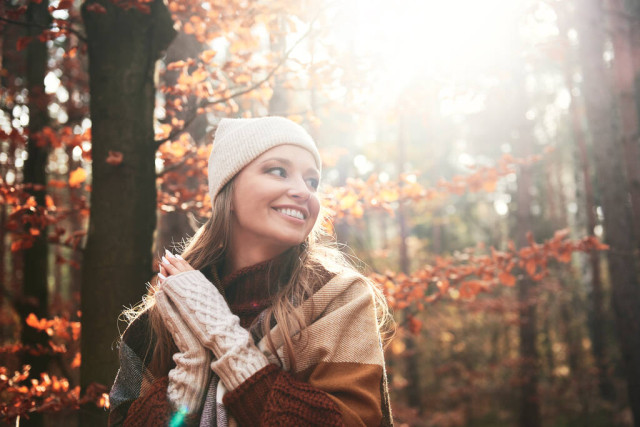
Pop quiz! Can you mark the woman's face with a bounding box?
[230,144,321,256]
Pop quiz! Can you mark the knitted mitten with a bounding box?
[161,270,269,390]
[155,291,212,414]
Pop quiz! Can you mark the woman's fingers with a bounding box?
[161,254,181,275]
[161,249,195,276]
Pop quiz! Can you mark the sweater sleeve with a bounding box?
[121,376,201,427]
[222,364,344,427]
[122,377,171,427]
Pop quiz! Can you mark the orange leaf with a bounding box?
[482,179,497,193]
[339,194,358,211]
[407,315,422,334]
[105,150,123,166]
[200,50,217,64]
[191,68,208,84]
[525,259,537,276]
[85,2,106,13]
[26,313,44,329]
[45,195,55,209]
[556,250,572,263]
[17,36,32,51]
[69,167,86,187]
[499,271,516,286]
[71,352,81,368]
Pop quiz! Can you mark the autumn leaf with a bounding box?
[45,195,55,209]
[556,250,572,263]
[200,50,217,63]
[26,313,46,330]
[407,315,423,334]
[69,167,87,187]
[482,179,497,192]
[16,36,32,51]
[106,150,123,166]
[71,352,81,368]
[167,60,188,71]
[339,194,358,210]
[85,2,107,13]
[498,271,516,286]
[57,0,73,9]
[525,259,537,277]
[191,68,208,84]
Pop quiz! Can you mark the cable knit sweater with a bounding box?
[109,259,393,426]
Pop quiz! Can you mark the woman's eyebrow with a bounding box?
[260,157,293,166]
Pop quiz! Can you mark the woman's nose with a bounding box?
[288,177,311,200]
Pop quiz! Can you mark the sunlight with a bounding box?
[334,0,521,91]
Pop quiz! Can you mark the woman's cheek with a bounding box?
[309,196,321,224]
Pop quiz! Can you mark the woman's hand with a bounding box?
[158,249,194,281]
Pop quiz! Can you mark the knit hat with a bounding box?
[208,117,322,204]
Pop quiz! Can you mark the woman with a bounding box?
[109,117,394,426]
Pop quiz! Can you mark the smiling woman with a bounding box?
[108,117,394,427]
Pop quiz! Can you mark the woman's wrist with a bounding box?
[210,343,270,390]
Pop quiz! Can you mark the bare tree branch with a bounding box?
[155,13,320,148]
[0,16,87,43]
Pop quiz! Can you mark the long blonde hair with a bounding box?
[123,179,393,375]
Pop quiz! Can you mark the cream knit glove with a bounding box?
[155,291,212,414]
[161,270,269,390]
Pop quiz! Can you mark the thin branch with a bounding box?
[155,13,321,148]
[0,16,87,43]
[156,154,193,177]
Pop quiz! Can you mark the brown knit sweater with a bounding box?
[121,259,347,426]
[115,262,392,426]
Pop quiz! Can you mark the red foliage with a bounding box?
[0,366,108,422]
[0,314,104,423]
[373,229,608,330]
[323,152,548,220]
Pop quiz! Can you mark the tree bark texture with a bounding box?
[578,0,640,424]
[80,1,175,423]
[607,0,640,249]
[558,1,614,397]
[19,3,52,426]
[508,18,542,427]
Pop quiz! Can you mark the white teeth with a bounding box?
[277,208,304,220]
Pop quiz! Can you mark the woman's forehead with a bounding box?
[254,145,320,172]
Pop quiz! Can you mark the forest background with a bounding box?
[1,0,639,426]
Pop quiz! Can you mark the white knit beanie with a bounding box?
[208,116,322,205]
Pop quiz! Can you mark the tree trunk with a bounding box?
[514,165,541,427]
[558,1,616,401]
[396,113,421,410]
[607,0,640,248]
[19,3,51,425]
[508,24,542,427]
[80,1,175,423]
[574,104,615,400]
[577,0,640,424]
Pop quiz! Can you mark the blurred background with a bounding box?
[1,0,639,425]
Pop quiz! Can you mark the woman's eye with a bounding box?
[306,178,319,190]
[267,167,286,178]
